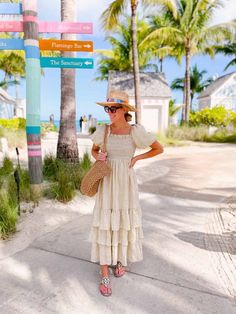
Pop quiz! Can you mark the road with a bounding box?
[0,142,236,313]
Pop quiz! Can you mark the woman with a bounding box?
[89,90,164,296]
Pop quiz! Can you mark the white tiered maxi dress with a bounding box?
[89,124,156,266]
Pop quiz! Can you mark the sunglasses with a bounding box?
[104,106,123,113]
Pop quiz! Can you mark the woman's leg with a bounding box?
[100,264,109,277]
[114,261,125,277]
[99,264,112,296]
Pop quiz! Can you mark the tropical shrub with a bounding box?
[167,125,209,141]
[0,191,18,239]
[166,124,236,143]
[41,122,57,135]
[0,157,14,176]
[189,106,235,127]
[204,128,236,143]
[0,128,26,149]
[0,158,18,239]
[43,153,93,202]
[88,126,96,134]
[0,118,26,130]
[45,167,76,203]
[0,157,34,203]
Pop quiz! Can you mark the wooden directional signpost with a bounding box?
[0,0,94,190]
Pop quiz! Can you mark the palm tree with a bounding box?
[0,52,25,84]
[171,64,213,110]
[168,99,183,124]
[57,0,79,162]
[214,42,236,71]
[95,17,158,81]
[102,0,152,124]
[142,13,178,72]
[142,0,234,122]
[0,52,25,115]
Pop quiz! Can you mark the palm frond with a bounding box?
[141,26,182,46]
[145,0,178,20]
[224,58,236,71]
[94,49,115,58]
[181,0,193,28]
[101,0,126,30]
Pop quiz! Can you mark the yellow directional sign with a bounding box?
[39,39,93,52]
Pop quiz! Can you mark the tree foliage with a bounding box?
[95,16,158,80]
[189,106,236,127]
[142,0,234,122]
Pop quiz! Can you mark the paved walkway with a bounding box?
[0,143,236,313]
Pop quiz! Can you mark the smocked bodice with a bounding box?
[106,132,136,161]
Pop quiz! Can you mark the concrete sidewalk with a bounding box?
[0,143,236,313]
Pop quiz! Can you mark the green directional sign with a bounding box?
[40,57,94,69]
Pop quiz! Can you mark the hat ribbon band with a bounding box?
[106,98,128,104]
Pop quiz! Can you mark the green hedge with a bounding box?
[0,118,26,130]
[189,106,236,128]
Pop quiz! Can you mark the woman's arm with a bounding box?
[130,140,163,168]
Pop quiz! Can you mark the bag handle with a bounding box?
[101,124,109,153]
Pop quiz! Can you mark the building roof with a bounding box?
[198,72,236,99]
[0,87,16,105]
[108,71,172,98]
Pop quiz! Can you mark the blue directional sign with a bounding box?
[0,3,22,15]
[0,39,24,50]
[40,57,94,69]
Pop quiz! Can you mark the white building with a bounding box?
[198,72,236,112]
[0,87,16,119]
[108,71,172,133]
[0,87,26,119]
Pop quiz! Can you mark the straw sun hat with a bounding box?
[96,90,138,112]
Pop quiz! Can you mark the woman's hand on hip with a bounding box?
[96,151,107,161]
[130,156,138,168]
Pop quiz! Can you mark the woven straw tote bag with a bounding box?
[80,125,111,197]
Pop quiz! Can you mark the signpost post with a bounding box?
[22,0,43,193]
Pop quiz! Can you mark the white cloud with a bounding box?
[211,0,236,24]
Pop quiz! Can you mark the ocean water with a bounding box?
[41,120,110,132]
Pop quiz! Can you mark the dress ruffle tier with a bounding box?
[88,125,156,266]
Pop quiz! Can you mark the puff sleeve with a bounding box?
[89,125,106,147]
[131,124,156,149]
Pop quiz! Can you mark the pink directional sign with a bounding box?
[0,21,93,34]
[38,22,93,34]
[0,21,23,32]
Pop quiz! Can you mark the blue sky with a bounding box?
[3,0,236,121]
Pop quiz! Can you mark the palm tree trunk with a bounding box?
[184,45,191,122]
[14,74,20,117]
[160,58,163,72]
[131,1,141,124]
[57,0,79,162]
[181,87,185,123]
